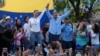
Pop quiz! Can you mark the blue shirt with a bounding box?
[46,9,71,35]
[61,24,73,41]
[4,22,13,29]
[7,22,13,29]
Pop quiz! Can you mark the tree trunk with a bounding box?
[69,0,81,20]
[76,0,80,20]
[75,10,80,20]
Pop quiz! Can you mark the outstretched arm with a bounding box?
[60,8,71,20]
[45,3,53,19]
[38,8,46,20]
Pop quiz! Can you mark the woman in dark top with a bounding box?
[12,19,23,54]
[14,19,22,30]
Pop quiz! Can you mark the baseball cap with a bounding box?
[6,16,11,20]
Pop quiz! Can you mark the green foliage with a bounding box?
[91,0,96,3]
[70,15,77,22]
[0,0,4,6]
[95,8,100,12]
[54,0,66,12]
[54,0,97,22]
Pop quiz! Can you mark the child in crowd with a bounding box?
[13,28,24,56]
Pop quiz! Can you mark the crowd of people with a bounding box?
[0,4,100,56]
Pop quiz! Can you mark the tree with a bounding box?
[53,0,66,12]
[54,0,99,22]
[69,0,80,20]
[0,0,4,7]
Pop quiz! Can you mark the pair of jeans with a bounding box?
[90,44,100,56]
[30,32,43,54]
[30,32,42,46]
[21,37,30,51]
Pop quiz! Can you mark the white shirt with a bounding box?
[29,9,46,32]
[29,18,41,32]
[23,23,30,38]
[87,24,92,32]
[90,30,100,45]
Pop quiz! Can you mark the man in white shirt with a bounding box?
[28,7,46,53]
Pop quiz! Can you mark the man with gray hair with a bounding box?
[46,3,72,55]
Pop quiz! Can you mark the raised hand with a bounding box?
[46,3,50,9]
